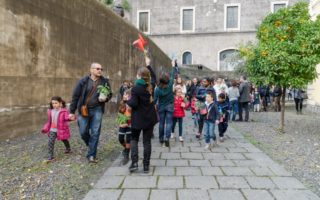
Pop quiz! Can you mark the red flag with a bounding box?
[133,34,147,52]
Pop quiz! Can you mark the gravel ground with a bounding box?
[231,103,320,196]
[0,114,121,200]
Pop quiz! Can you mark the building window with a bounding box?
[182,51,192,65]
[180,7,195,32]
[137,10,150,34]
[219,49,243,71]
[271,1,288,13]
[224,4,241,31]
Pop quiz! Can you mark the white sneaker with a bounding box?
[219,137,224,142]
[179,136,184,142]
[171,133,175,139]
[204,143,211,150]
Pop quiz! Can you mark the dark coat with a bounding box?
[196,86,217,102]
[239,81,250,103]
[69,75,112,114]
[127,82,158,130]
[187,83,199,98]
[205,103,218,122]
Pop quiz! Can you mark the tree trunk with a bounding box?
[280,87,286,133]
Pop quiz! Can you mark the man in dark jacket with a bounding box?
[238,76,250,122]
[273,86,282,112]
[69,63,112,163]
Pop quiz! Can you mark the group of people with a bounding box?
[40,57,306,174]
[250,85,306,114]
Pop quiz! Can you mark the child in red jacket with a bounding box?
[171,87,186,142]
[41,96,74,162]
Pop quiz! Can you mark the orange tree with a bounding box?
[240,2,320,132]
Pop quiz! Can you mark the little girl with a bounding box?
[191,96,199,128]
[117,89,132,165]
[41,96,73,162]
[171,87,186,142]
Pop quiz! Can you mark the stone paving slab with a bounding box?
[150,190,176,200]
[84,113,320,200]
[158,176,184,189]
[242,189,275,200]
[208,189,245,200]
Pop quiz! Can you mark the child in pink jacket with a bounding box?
[42,96,73,162]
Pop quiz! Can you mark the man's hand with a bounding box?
[145,56,151,66]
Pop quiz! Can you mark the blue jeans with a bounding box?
[158,104,173,141]
[192,113,199,128]
[77,106,103,158]
[229,100,238,121]
[172,117,183,136]
[203,120,216,144]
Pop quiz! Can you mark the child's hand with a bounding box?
[69,114,76,121]
[120,123,128,128]
[215,120,219,125]
[181,102,186,108]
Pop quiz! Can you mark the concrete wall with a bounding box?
[0,0,171,140]
[307,0,320,113]
[128,0,303,70]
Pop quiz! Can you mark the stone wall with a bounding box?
[0,0,171,140]
[127,0,303,70]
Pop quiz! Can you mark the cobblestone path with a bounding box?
[84,113,320,200]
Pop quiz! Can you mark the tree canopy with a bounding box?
[240,2,320,89]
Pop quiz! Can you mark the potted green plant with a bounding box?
[97,84,111,102]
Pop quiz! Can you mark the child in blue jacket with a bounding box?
[216,93,230,142]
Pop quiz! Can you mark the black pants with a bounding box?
[130,126,153,165]
[198,114,205,134]
[119,134,131,146]
[48,131,70,159]
[239,102,249,121]
[294,98,303,112]
[172,117,183,136]
[218,122,228,137]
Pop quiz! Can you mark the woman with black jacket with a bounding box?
[125,57,158,173]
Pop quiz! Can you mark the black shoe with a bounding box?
[129,162,138,172]
[122,157,129,165]
[122,149,130,165]
[88,156,98,164]
[143,164,150,173]
[165,140,170,147]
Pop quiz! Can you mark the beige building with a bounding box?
[307,0,320,112]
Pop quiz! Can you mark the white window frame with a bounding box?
[182,50,193,65]
[137,10,151,34]
[217,47,238,71]
[224,3,241,31]
[271,1,288,13]
[180,7,195,33]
